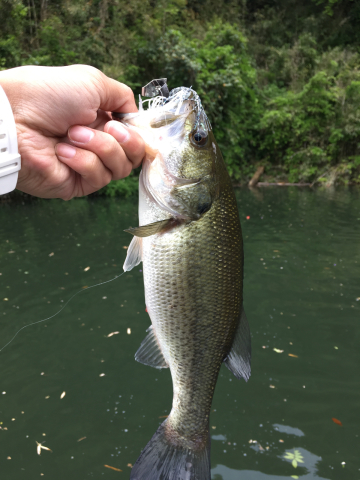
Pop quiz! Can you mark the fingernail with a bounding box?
[56,143,76,159]
[108,121,130,144]
[69,126,94,144]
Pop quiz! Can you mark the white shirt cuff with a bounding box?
[0,85,21,195]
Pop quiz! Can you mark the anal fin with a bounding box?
[224,306,251,382]
[123,236,142,272]
[135,326,169,369]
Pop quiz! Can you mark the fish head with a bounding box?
[122,87,221,220]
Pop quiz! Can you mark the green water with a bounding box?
[0,187,359,480]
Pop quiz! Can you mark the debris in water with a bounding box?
[77,437,87,442]
[60,391,66,399]
[332,417,343,426]
[288,354,298,358]
[49,252,54,257]
[104,465,122,472]
[273,348,284,353]
[84,266,90,272]
[127,328,131,334]
[36,441,52,455]
[107,332,120,337]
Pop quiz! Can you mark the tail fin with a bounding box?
[130,421,211,480]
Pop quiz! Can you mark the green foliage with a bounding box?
[134,23,259,180]
[1,0,360,193]
[97,173,139,198]
[283,449,304,468]
[258,47,360,183]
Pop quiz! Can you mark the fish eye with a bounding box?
[190,129,208,147]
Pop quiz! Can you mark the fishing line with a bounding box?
[0,271,125,353]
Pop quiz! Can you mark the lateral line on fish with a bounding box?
[0,272,125,353]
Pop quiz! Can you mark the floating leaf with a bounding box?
[288,353,298,358]
[291,476,299,479]
[273,348,284,353]
[283,449,304,468]
[104,465,122,472]
[77,437,86,442]
[332,417,343,426]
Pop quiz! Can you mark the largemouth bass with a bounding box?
[120,83,251,480]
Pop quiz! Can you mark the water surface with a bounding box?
[0,187,359,479]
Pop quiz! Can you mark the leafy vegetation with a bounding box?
[1,0,360,195]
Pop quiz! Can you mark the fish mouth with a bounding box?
[112,84,211,136]
[165,87,206,134]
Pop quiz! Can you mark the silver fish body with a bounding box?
[122,87,251,480]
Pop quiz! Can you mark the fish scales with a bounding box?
[120,84,251,480]
[143,169,242,445]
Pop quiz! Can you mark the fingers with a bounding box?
[55,143,114,193]
[104,121,144,168]
[55,122,145,186]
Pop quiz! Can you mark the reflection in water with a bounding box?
[212,446,330,480]
[273,424,304,437]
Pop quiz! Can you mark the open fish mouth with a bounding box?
[112,79,211,136]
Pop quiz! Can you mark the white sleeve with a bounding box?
[0,85,21,195]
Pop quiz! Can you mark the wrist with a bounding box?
[0,82,21,195]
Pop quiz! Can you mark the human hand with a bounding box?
[0,65,145,199]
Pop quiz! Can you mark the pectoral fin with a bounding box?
[224,307,251,382]
[124,219,174,238]
[135,326,169,369]
[123,236,143,272]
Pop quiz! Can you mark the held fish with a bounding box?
[120,84,251,480]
